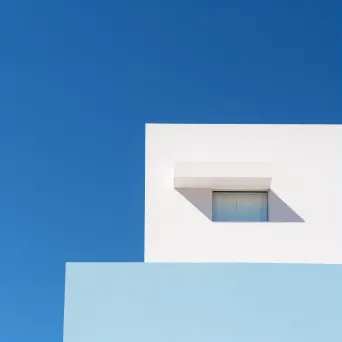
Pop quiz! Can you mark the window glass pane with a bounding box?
[212,192,268,222]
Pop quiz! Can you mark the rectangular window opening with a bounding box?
[212,191,268,222]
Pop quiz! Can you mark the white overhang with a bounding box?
[174,162,272,191]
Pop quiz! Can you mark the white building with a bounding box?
[63,124,342,342]
[145,124,342,264]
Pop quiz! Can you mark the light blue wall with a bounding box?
[64,263,342,342]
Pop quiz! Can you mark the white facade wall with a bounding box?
[145,124,342,264]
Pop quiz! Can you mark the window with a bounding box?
[212,191,268,222]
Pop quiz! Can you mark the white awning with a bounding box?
[174,162,272,191]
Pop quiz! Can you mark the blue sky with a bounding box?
[0,1,339,341]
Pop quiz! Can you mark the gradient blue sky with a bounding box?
[0,1,340,341]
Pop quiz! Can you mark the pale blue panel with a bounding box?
[212,191,268,222]
[64,263,342,342]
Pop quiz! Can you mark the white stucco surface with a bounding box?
[174,162,272,190]
[145,124,342,264]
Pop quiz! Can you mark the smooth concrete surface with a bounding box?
[174,162,272,190]
[145,124,342,263]
[63,263,342,342]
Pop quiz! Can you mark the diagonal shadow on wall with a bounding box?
[268,190,305,222]
[176,188,212,220]
[176,188,305,222]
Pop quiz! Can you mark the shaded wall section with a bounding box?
[176,189,304,222]
[268,190,305,222]
[176,188,212,220]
